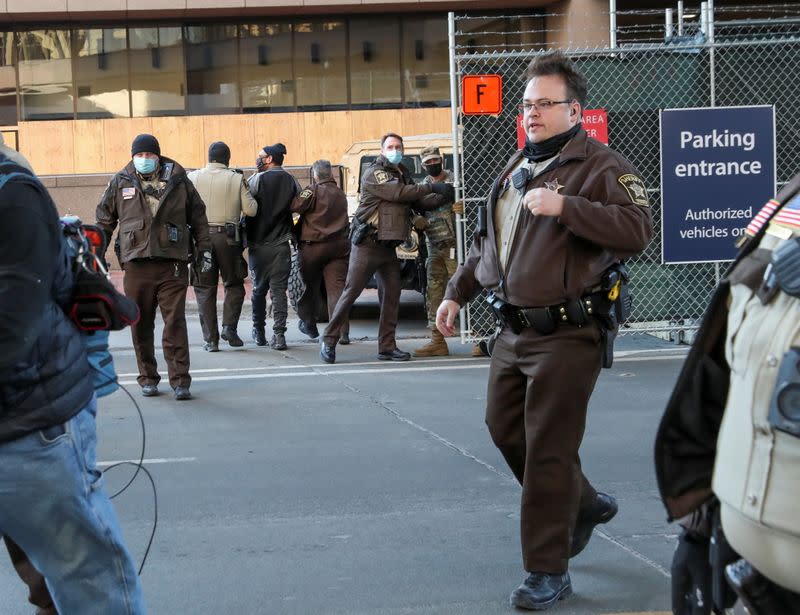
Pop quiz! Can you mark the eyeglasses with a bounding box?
[517,100,573,114]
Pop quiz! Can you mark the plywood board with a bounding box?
[72,119,105,174]
[20,120,75,175]
[253,113,307,166]
[103,117,154,172]
[202,115,255,170]
[150,116,206,169]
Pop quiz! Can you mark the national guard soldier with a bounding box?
[97,133,212,400]
[319,132,454,364]
[412,146,463,357]
[291,159,351,343]
[437,52,653,610]
[187,141,258,352]
[656,175,800,615]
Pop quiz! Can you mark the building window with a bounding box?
[294,19,347,111]
[129,27,186,117]
[18,30,74,120]
[401,16,449,107]
[185,25,239,115]
[349,17,401,108]
[75,28,130,119]
[240,23,294,112]
[0,32,16,125]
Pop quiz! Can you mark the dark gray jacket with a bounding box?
[0,159,94,443]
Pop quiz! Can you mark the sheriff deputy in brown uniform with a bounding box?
[437,52,653,611]
[291,159,351,343]
[320,132,453,364]
[187,141,258,352]
[97,134,212,400]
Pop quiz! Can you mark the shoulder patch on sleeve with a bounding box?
[374,170,390,184]
[299,188,313,199]
[618,174,649,207]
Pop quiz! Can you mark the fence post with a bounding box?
[448,11,468,342]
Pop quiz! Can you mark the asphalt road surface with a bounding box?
[1,300,686,615]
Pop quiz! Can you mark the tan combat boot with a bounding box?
[413,328,449,357]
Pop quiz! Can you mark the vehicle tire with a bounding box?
[288,245,329,323]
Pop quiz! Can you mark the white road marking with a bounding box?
[118,364,487,385]
[97,457,197,467]
[116,350,685,382]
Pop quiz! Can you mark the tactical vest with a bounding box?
[712,195,800,593]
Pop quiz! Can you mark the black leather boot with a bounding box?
[510,572,572,610]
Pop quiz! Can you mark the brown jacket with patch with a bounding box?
[290,177,349,242]
[356,155,440,242]
[445,128,653,307]
[96,157,211,264]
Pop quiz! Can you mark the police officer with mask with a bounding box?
[97,133,212,400]
[319,132,453,364]
[437,52,652,610]
[187,141,258,352]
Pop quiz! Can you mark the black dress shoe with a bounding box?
[510,572,572,611]
[571,492,618,557]
[252,326,267,346]
[141,384,159,397]
[174,386,192,401]
[377,348,411,361]
[298,319,319,339]
[320,339,336,364]
[221,326,244,347]
[339,333,350,345]
[203,341,219,352]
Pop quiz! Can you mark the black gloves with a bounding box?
[671,530,712,615]
[430,182,455,202]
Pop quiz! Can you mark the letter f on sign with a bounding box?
[476,83,486,104]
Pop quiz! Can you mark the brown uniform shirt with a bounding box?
[445,128,653,308]
[356,155,440,242]
[290,177,349,242]
[96,157,211,264]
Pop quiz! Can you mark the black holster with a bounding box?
[349,217,374,245]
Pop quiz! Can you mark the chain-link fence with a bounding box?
[451,5,800,341]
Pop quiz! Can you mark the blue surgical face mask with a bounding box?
[385,150,403,165]
[133,156,158,175]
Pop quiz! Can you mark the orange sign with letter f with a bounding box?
[462,75,502,115]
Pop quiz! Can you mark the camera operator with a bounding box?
[0,149,145,614]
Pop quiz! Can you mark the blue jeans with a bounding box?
[0,396,145,614]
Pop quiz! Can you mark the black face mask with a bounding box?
[425,163,443,177]
[521,123,581,162]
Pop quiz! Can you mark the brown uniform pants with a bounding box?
[3,536,57,614]
[486,323,602,574]
[123,259,191,389]
[298,235,350,335]
[324,239,400,353]
[194,227,248,343]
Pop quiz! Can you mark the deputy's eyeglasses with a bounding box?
[517,100,573,114]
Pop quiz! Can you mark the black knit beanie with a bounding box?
[208,141,231,165]
[131,134,160,157]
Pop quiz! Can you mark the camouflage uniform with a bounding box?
[422,169,456,328]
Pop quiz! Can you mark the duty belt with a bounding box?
[487,291,608,335]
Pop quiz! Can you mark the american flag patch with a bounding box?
[745,199,779,237]
[771,192,800,232]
